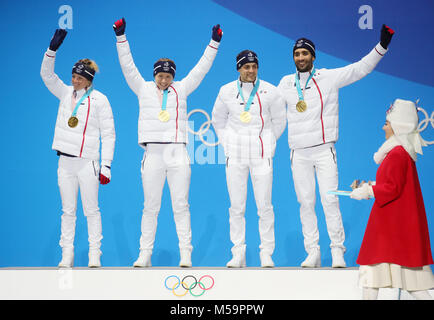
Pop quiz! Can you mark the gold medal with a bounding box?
[240,111,252,123]
[296,100,307,113]
[158,110,170,122]
[68,116,79,128]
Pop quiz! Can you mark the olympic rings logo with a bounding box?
[187,109,220,147]
[164,274,215,297]
[417,106,434,145]
[187,106,434,146]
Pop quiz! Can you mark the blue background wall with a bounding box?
[0,0,433,267]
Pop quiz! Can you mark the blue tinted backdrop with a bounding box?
[0,0,433,267]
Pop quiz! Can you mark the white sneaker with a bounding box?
[226,254,246,268]
[88,250,101,268]
[260,253,274,268]
[58,249,74,268]
[301,248,321,268]
[179,250,192,268]
[133,250,152,267]
[331,248,346,268]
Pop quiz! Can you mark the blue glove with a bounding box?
[113,17,126,36]
[49,29,67,51]
[212,24,222,42]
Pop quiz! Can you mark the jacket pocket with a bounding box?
[330,147,337,164]
[141,153,147,173]
[92,160,98,177]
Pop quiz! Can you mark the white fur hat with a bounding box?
[386,99,427,159]
[386,99,418,135]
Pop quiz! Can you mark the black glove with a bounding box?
[113,17,126,36]
[380,24,394,49]
[212,24,223,42]
[49,29,67,51]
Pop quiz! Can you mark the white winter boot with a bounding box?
[226,255,246,268]
[260,252,275,268]
[331,247,346,268]
[301,248,321,268]
[179,250,192,267]
[88,249,101,268]
[58,248,74,268]
[226,247,246,268]
[133,250,152,267]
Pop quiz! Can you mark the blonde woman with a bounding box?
[40,29,116,268]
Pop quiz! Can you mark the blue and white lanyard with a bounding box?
[71,87,93,117]
[294,67,315,101]
[236,79,260,112]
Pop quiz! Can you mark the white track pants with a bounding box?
[57,156,102,253]
[291,143,345,253]
[139,144,192,252]
[226,157,275,255]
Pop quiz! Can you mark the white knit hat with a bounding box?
[386,99,427,160]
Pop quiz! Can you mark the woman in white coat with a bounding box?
[40,29,116,268]
[113,18,222,267]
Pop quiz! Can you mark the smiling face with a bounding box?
[238,62,258,82]
[293,48,315,73]
[154,72,174,90]
[71,73,92,91]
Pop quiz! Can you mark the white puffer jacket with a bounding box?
[278,43,387,150]
[212,79,287,159]
[116,34,219,145]
[40,49,116,167]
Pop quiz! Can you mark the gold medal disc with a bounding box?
[68,116,79,128]
[296,100,307,113]
[240,111,252,123]
[158,110,170,122]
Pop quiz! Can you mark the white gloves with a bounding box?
[350,183,374,200]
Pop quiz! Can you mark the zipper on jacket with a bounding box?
[169,85,179,142]
[311,78,325,144]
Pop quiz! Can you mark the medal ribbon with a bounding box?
[237,79,260,112]
[294,67,315,102]
[71,87,94,118]
[161,88,168,111]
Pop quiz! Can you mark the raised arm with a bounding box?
[179,24,222,96]
[331,24,394,89]
[113,18,146,96]
[40,29,69,99]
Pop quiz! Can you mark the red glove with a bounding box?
[113,17,126,36]
[99,174,110,185]
[99,166,111,185]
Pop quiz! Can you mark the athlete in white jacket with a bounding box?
[40,29,116,268]
[278,25,394,268]
[113,18,222,267]
[212,50,287,267]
